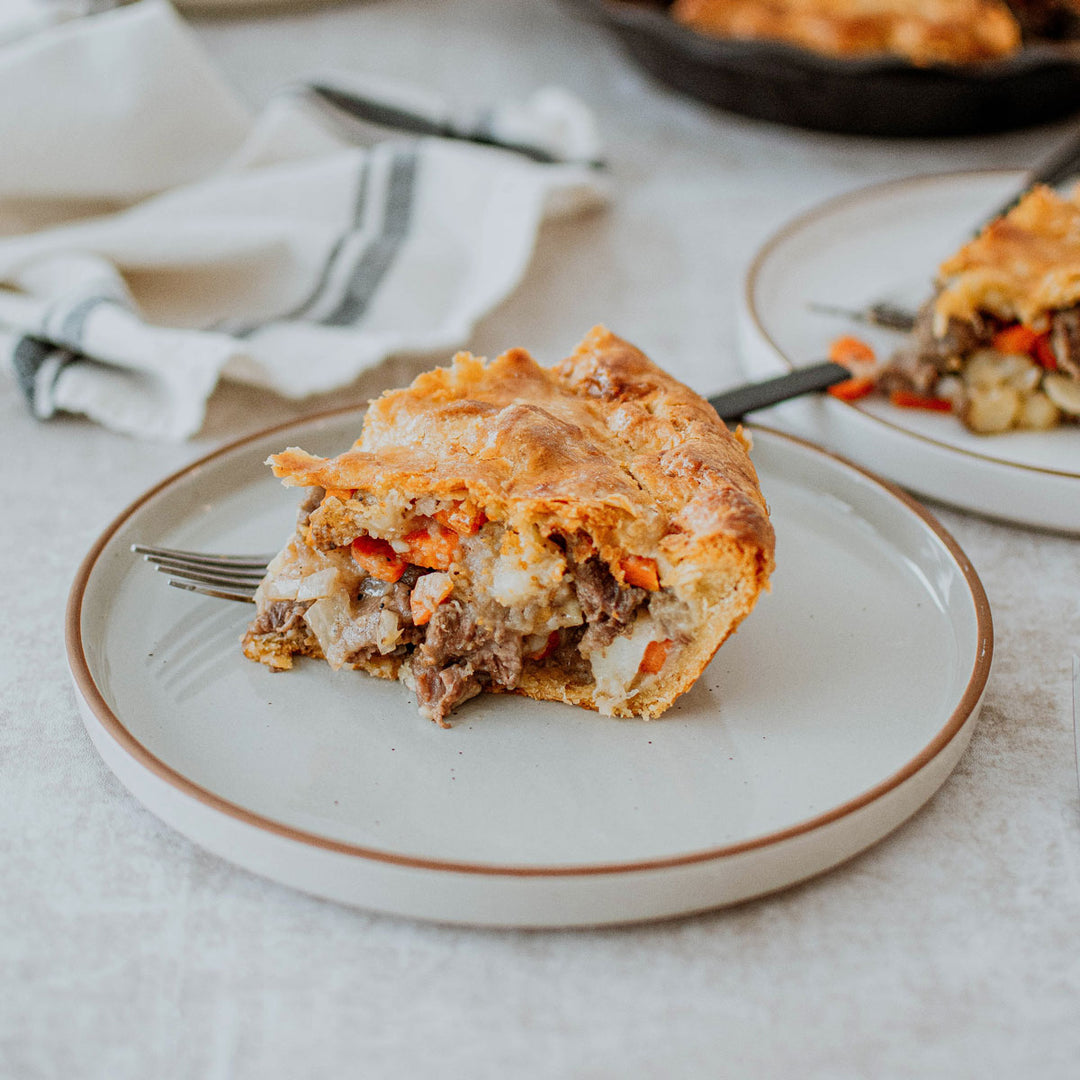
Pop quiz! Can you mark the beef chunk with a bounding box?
[548,626,593,684]
[411,662,482,727]
[880,298,997,395]
[570,555,645,624]
[568,555,646,653]
[1051,305,1080,381]
[341,585,423,664]
[248,599,312,636]
[419,600,523,687]
[358,577,415,621]
[410,599,525,724]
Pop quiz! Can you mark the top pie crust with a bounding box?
[670,0,1022,65]
[934,184,1080,331]
[269,325,774,587]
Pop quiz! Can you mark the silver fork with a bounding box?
[131,545,273,603]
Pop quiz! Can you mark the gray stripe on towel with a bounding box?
[11,336,76,419]
[320,145,419,327]
[56,294,111,349]
[235,156,370,338]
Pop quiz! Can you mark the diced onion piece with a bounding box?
[410,571,453,626]
[935,375,964,404]
[375,609,403,654]
[296,567,340,601]
[1043,373,1080,417]
[264,575,300,601]
[590,617,658,705]
[303,590,352,670]
[620,555,660,591]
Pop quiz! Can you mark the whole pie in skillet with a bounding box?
[242,327,775,726]
[669,0,1024,65]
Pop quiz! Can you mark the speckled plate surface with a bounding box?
[66,409,991,927]
[739,169,1080,534]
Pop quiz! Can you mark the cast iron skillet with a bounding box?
[564,0,1080,136]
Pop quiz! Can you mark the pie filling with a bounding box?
[879,295,1080,433]
[243,487,692,725]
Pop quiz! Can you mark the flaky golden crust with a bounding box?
[935,184,1080,330]
[670,0,1021,65]
[270,326,774,584]
[262,327,775,720]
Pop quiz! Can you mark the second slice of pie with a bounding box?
[242,327,775,726]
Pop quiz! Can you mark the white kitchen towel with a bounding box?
[0,0,606,439]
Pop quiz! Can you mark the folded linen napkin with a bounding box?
[0,0,606,439]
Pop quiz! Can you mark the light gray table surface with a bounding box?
[4,1,1080,1076]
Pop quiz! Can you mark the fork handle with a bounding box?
[708,362,851,423]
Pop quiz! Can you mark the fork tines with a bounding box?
[132,544,272,603]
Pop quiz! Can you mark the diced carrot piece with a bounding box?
[402,524,459,570]
[323,488,354,502]
[351,535,407,582]
[829,336,876,370]
[434,501,488,536]
[409,571,453,626]
[527,631,560,662]
[620,555,660,591]
[991,324,1040,356]
[889,389,953,412]
[639,639,672,675]
[1034,332,1058,371]
[827,376,876,402]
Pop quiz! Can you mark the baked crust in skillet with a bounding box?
[670,0,1022,65]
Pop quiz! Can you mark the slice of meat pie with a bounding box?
[878,184,1080,433]
[242,327,775,726]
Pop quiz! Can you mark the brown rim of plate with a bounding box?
[745,166,1080,482]
[65,408,993,878]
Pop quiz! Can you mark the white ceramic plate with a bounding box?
[739,169,1080,534]
[66,410,992,927]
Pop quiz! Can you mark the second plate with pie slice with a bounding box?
[738,168,1080,534]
